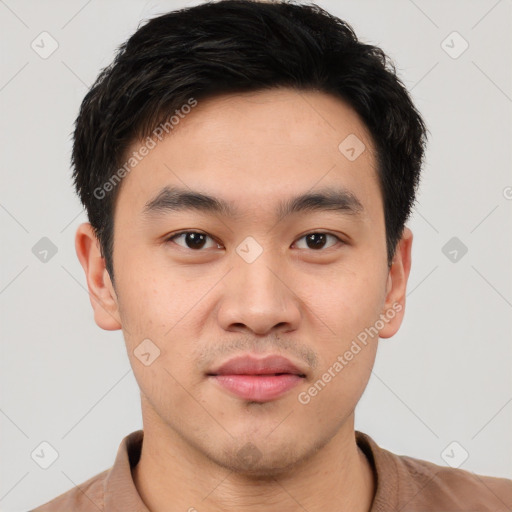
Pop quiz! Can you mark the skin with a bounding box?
[76,87,413,512]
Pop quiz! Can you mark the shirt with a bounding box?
[30,429,512,511]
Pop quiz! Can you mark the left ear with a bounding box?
[378,226,413,339]
[75,222,122,331]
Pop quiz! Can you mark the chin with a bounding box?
[208,436,322,478]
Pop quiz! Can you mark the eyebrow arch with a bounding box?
[142,185,365,222]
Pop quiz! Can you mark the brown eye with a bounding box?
[167,231,220,250]
[294,232,341,250]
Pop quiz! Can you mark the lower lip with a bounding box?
[210,374,304,402]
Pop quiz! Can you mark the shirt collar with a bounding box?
[103,430,149,511]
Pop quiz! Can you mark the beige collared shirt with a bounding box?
[30,429,512,511]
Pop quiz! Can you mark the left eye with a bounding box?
[293,232,341,250]
[166,231,342,251]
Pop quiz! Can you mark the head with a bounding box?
[74,0,426,475]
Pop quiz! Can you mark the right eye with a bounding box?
[165,231,222,251]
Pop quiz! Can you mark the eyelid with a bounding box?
[293,232,343,250]
[165,230,345,250]
[166,230,221,249]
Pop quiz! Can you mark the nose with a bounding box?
[216,249,301,336]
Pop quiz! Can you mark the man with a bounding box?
[31,0,512,510]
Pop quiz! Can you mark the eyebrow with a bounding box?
[142,185,365,222]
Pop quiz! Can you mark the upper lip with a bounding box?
[208,354,307,377]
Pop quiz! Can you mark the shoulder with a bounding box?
[356,431,512,510]
[29,468,109,512]
[395,450,512,509]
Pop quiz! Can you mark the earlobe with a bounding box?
[378,226,413,339]
[75,223,122,331]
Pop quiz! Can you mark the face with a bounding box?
[77,87,412,476]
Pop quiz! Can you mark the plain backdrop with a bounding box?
[0,0,511,510]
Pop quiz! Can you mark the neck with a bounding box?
[133,403,375,512]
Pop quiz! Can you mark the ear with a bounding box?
[75,222,122,331]
[378,226,413,339]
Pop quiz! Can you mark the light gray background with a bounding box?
[1,0,511,510]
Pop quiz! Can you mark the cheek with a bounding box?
[301,266,384,397]
[115,251,184,328]
[295,343,378,437]
[305,264,386,336]
[115,264,203,375]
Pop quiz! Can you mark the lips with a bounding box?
[208,354,307,377]
[207,354,306,402]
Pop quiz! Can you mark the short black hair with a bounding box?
[72,0,427,282]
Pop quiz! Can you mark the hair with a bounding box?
[72,0,427,282]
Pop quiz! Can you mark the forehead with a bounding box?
[115,88,382,225]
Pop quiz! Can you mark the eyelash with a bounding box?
[164,230,344,251]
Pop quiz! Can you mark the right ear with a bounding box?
[74,222,122,330]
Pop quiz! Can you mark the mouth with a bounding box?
[207,354,307,402]
[208,374,305,402]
